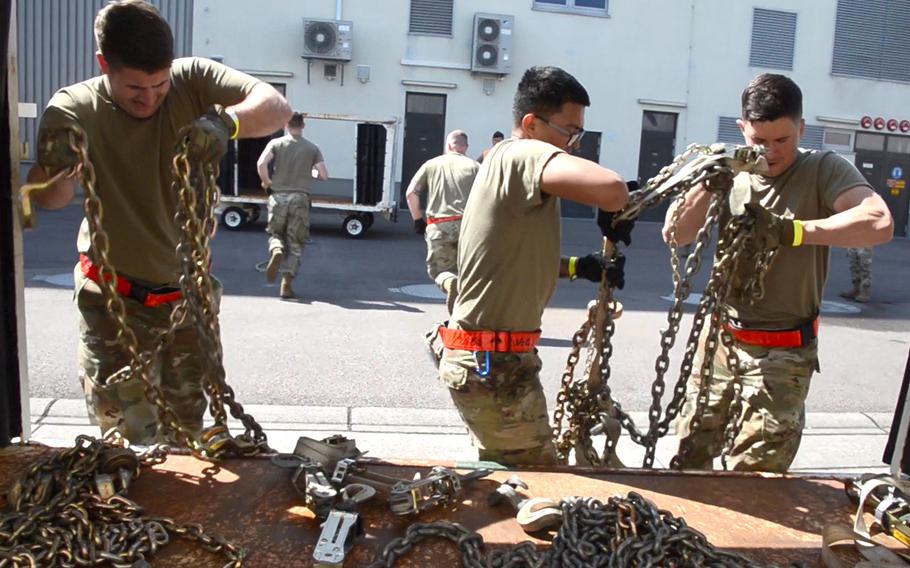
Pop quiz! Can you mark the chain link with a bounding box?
[1,125,273,565]
[553,143,776,469]
[368,491,798,568]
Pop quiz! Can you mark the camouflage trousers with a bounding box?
[75,267,221,445]
[675,337,818,473]
[847,247,873,291]
[425,219,460,288]
[268,192,311,279]
[438,347,556,466]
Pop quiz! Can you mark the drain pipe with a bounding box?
[336,0,342,20]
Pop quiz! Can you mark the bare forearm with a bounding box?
[803,204,894,247]
[257,162,270,186]
[406,190,423,220]
[662,186,711,245]
[230,83,292,139]
[26,165,76,210]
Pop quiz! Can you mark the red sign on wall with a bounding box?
[860,115,909,133]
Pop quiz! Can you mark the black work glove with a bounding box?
[743,203,796,250]
[597,209,635,246]
[38,127,82,176]
[414,217,427,235]
[575,252,626,289]
[180,105,234,164]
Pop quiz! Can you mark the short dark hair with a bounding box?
[741,73,803,123]
[492,130,504,139]
[512,66,590,125]
[94,1,174,72]
[289,112,305,128]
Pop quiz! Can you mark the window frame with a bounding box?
[531,0,610,18]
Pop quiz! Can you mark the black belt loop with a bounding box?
[798,319,818,348]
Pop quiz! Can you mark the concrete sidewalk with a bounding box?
[26,397,895,474]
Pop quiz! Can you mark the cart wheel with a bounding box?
[343,214,367,239]
[362,212,375,229]
[222,207,247,230]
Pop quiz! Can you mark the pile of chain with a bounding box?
[4,125,268,565]
[368,490,796,568]
[0,433,243,567]
[552,144,773,469]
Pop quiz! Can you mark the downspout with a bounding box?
[336,0,342,20]
[682,0,696,149]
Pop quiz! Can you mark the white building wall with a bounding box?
[193,0,910,190]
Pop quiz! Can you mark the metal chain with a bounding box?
[0,126,274,566]
[368,491,796,568]
[0,433,243,567]
[553,143,775,469]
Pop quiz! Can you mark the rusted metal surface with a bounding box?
[0,444,880,566]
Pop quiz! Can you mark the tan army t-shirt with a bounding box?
[451,138,564,332]
[266,134,324,193]
[39,57,260,284]
[413,152,480,218]
[726,149,871,327]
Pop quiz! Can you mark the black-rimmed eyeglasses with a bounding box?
[533,114,585,147]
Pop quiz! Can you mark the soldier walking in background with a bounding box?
[840,246,873,303]
[257,111,328,299]
[405,130,479,312]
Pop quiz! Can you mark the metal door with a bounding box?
[401,93,446,208]
[564,131,602,218]
[883,157,910,237]
[637,111,678,222]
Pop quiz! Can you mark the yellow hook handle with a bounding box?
[18,168,72,229]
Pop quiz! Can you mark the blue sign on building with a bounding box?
[892,166,904,180]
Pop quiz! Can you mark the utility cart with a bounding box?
[216,112,400,238]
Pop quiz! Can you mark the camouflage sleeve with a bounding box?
[37,91,83,173]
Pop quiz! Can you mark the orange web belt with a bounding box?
[724,318,819,349]
[80,254,182,308]
[437,326,541,353]
[427,215,463,225]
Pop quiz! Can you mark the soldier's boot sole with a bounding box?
[854,289,871,303]
[266,249,284,283]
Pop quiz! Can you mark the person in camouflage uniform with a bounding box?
[436,67,629,466]
[405,130,479,313]
[840,246,873,303]
[665,74,893,472]
[257,112,328,299]
[27,0,291,443]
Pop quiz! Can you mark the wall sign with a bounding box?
[860,115,910,133]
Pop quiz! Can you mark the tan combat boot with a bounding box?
[839,281,859,301]
[854,284,871,303]
[266,249,284,283]
[279,274,294,299]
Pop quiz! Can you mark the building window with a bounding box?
[801,124,824,150]
[409,0,454,36]
[717,116,742,144]
[749,8,797,70]
[533,0,608,17]
[832,0,910,84]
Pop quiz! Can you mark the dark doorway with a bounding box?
[564,131,602,218]
[222,83,287,198]
[637,111,678,222]
[401,92,446,208]
[855,132,910,237]
[1,0,23,446]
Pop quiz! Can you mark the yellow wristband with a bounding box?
[225,108,240,140]
[792,219,804,247]
[568,256,578,280]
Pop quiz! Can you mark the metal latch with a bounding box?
[313,510,362,567]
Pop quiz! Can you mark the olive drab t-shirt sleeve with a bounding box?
[180,57,261,111]
[817,151,872,213]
